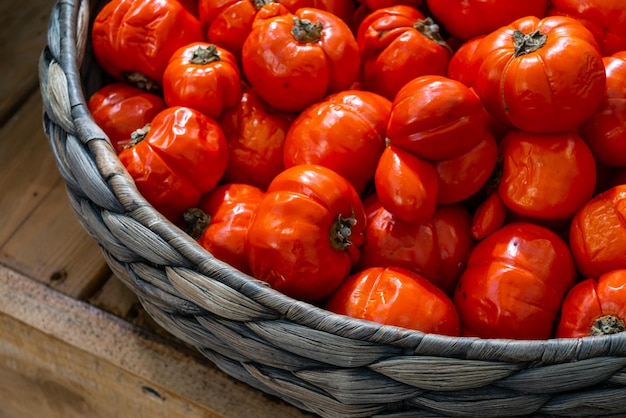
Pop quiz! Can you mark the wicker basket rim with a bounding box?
[42,0,626,359]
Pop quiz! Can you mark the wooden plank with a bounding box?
[0,0,55,123]
[0,91,111,299]
[0,92,60,246]
[88,274,142,319]
[0,267,313,418]
[1,178,111,299]
[88,275,173,339]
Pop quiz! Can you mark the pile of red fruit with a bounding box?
[87,0,626,341]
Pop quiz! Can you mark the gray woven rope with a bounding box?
[38,0,626,416]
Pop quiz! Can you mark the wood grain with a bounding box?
[0,93,111,299]
[0,93,60,246]
[0,267,312,418]
[88,274,142,318]
[0,0,55,123]
[88,275,174,340]
[1,178,111,299]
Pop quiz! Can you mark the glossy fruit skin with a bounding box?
[118,106,229,223]
[497,129,597,221]
[427,0,548,42]
[548,0,626,56]
[570,185,626,279]
[245,164,366,302]
[241,8,360,112]
[195,183,265,275]
[387,75,490,162]
[471,191,507,240]
[92,0,204,85]
[434,130,498,204]
[454,222,576,340]
[578,53,626,168]
[162,42,242,120]
[326,266,460,336]
[356,5,451,101]
[556,269,626,338]
[218,86,294,191]
[473,16,606,134]
[87,83,166,154]
[361,0,423,11]
[447,38,515,139]
[283,90,391,195]
[278,0,356,28]
[356,198,474,295]
[446,35,485,88]
[375,145,439,224]
[198,0,289,61]
[199,0,355,57]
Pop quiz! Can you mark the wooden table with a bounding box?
[0,1,312,417]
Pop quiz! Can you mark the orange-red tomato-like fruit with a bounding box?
[446,35,485,88]
[471,191,508,241]
[361,0,423,11]
[218,86,294,191]
[374,145,439,224]
[283,90,391,195]
[356,199,474,295]
[326,266,460,336]
[556,269,626,338]
[118,106,229,223]
[87,83,166,154]
[162,42,242,120]
[497,129,597,221]
[473,15,606,133]
[387,75,490,162]
[246,164,366,302]
[548,0,626,56]
[434,130,498,204]
[241,8,360,113]
[278,0,357,28]
[578,52,626,168]
[192,183,265,275]
[570,185,626,279]
[427,0,548,42]
[356,5,452,101]
[198,0,289,61]
[454,222,577,340]
[92,0,203,85]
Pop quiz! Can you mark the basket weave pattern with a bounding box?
[39,1,626,416]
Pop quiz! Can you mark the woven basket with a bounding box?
[39,1,626,416]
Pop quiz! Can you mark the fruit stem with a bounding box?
[183,207,212,240]
[513,29,547,57]
[253,0,274,8]
[190,45,221,65]
[124,123,151,149]
[590,315,625,336]
[414,17,452,55]
[123,72,160,93]
[330,209,357,251]
[292,17,323,43]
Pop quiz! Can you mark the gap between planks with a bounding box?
[0,267,312,418]
[0,91,112,300]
